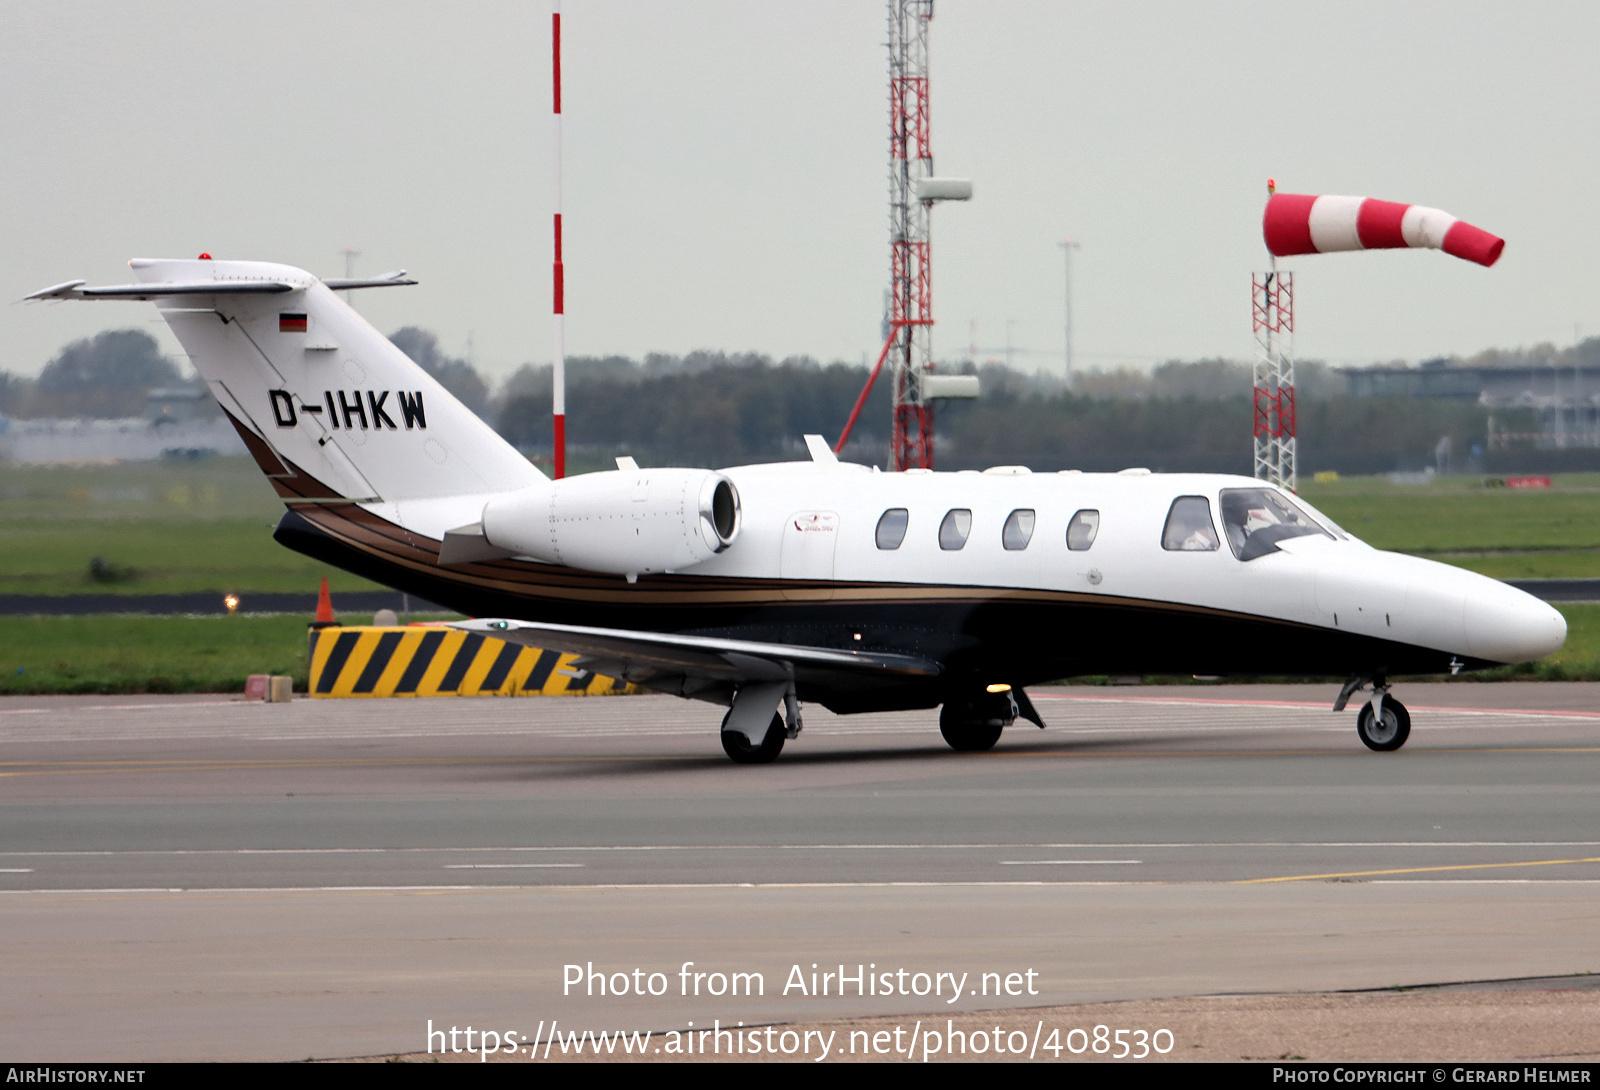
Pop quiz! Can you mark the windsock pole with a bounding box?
[551,1,566,479]
[1252,179,1297,492]
[1252,183,1503,491]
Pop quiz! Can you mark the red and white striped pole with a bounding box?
[551,1,566,478]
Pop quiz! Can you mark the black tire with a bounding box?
[721,712,786,764]
[939,702,1004,752]
[1356,697,1411,752]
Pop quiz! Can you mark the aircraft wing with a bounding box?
[452,617,940,698]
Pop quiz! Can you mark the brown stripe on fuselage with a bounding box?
[220,409,346,500]
[222,409,294,481]
[283,496,1323,629]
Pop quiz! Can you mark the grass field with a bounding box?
[0,614,318,694]
[0,457,380,595]
[1298,473,1600,579]
[0,457,1594,692]
[2,459,1595,593]
[0,606,1594,694]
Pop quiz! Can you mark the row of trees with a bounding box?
[0,330,186,418]
[0,327,494,422]
[495,354,1529,476]
[0,327,1547,475]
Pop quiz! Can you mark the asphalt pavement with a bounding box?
[3,683,1598,1060]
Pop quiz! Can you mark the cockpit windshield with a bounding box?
[1218,488,1335,560]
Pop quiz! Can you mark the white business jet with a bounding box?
[29,259,1566,762]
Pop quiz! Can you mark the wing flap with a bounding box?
[453,618,940,691]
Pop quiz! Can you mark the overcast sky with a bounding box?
[4,1,1598,382]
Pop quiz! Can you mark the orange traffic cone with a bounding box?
[313,577,336,627]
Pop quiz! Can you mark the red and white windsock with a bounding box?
[1263,193,1504,268]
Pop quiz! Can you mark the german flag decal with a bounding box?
[279,313,308,333]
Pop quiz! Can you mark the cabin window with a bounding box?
[1218,488,1334,560]
[875,508,909,550]
[938,508,972,550]
[1001,509,1035,550]
[1161,496,1219,551]
[1066,509,1100,551]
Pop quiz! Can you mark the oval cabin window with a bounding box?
[938,509,972,550]
[1002,509,1035,550]
[1066,509,1099,551]
[875,508,909,550]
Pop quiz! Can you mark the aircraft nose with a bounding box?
[1465,582,1567,664]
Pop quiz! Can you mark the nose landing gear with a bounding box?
[1356,694,1410,751]
[1336,675,1411,752]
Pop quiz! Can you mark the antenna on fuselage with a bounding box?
[340,247,361,307]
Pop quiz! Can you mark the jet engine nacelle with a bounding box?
[481,468,741,577]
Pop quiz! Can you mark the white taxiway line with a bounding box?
[1036,693,1600,722]
[4,841,1599,857]
[998,860,1142,866]
[14,878,1600,896]
[0,701,240,716]
[442,863,584,869]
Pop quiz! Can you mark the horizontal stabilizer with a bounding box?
[321,271,417,290]
[25,279,296,301]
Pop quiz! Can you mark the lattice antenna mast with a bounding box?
[833,1,970,463]
[888,0,935,471]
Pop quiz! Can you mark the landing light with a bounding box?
[986,683,1012,693]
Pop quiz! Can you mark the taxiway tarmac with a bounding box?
[3,684,1599,1060]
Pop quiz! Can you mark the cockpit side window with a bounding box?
[875,508,909,550]
[938,508,972,550]
[1066,509,1099,551]
[1161,496,1219,552]
[1001,509,1035,550]
[1218,488,1334,560]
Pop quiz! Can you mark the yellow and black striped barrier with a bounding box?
[307,625,637,698]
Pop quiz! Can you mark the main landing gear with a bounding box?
[1335,676,1411,752]
[938,687,1046,753]
[939,700,1006,752]
[721,711,786,764]
[719,682,801,765]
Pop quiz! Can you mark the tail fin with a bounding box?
[130,258,543,504]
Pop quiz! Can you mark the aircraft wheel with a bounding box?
[721,712,786,764]
[939,703,1004,752]
[1357,697,1410,752]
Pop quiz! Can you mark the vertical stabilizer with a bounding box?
[132,258,544,505]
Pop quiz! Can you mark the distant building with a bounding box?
[0,416,245,464]
[0,386,243,465]
[1341,361,1600,449]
